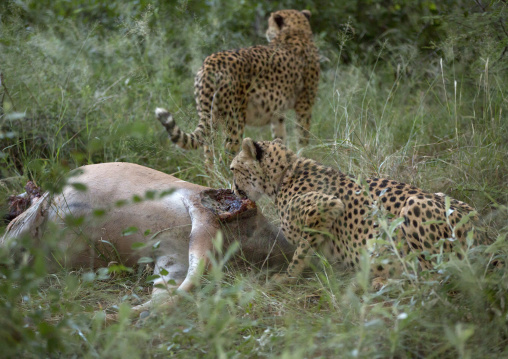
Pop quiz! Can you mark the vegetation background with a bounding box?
[0,0,507,357]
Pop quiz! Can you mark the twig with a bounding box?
[494,13,508,64]
[0,74,4,116]
[498,18,508,38]
[474,0,486,12]
[0,72,17,112]
[22,81,42,112]
[497,46,508,64]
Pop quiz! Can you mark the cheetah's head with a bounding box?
[266,9,312,42]
[230,138,296,202]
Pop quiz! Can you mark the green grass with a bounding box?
[1,2,507,358]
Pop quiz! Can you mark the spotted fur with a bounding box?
[157,9,320,166]
[231,138,484,285]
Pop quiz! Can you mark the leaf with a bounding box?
[444,196,451,217]
[33,253,46,276]
[92,208,106,217]
[0,131,16,139]
[122,226,138,236]
[466,230,475,248]
[107,265,133,273]
[5,112,26,120]
[137,257,154,264]
[82,272,96,282]
[159,268,169,276]
[422,219,445,225]
[356,176,371,196]
[223,240,240,263]
[159,189,175,198]
[152,240,161,249]
[71,182,88,191]
[484,232,507,253]
[96,267,110,280]
[131,242,146,249]
[303,227,334,237]
[99,239,114,246]
[146,274,160,282]
[388,217,405,234]
[145,190,156,200]
[397,312,408,320]
[64,215,85,227]
[212,231,224,254]
[454,210,477,230]
[115,199,128,207]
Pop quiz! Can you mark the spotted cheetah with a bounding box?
[230,138,484,285]
[156,9,320,166]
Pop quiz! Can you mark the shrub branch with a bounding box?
[0,72,17,113]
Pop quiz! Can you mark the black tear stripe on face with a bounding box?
[253,142,264,161]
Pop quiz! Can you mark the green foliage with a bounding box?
[0,0,507,357]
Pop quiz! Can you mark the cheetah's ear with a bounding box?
[301,10,311,20]
[242,138,264,161]
[273,138,283,145]
[274,14,284,28]
[242,138,257,159]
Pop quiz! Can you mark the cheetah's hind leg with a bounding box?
[369,194,479,291]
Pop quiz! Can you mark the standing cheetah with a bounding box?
[156,9,320,166]
[230,138,484,285]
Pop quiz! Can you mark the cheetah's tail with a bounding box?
[155,107,205,150]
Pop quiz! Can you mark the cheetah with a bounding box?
[230,138,484,286]
[156,9,320,166]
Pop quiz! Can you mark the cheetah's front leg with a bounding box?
[270,117,287,142]
[273,192,344,284]
[295,106,312,147]
[272,234,315,284]
[224,106,247,158]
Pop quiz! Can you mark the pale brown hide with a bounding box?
[2,162,293,316]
